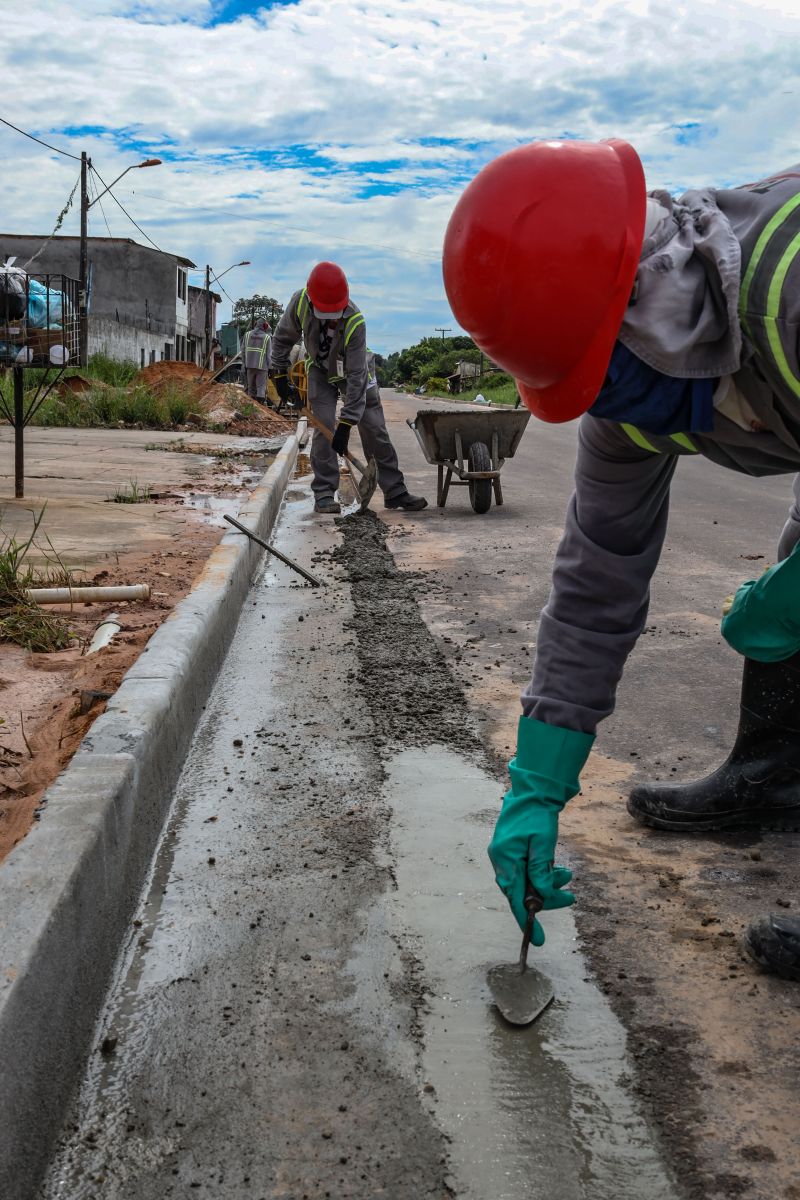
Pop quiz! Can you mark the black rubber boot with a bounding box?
[744,913,800,981]
[384,491,428,511]
[627,652,800,832]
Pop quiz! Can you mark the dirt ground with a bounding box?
[0,414,294,865]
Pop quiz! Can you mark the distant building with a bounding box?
[217,319,241,361]
[0,234,218,367]
[447,359,482,394]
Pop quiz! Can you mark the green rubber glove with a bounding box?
[722,542,800,662]
[488,716,594,944]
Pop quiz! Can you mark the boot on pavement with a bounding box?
[627,652,800,832]
[384,490,428,511]
[314,496,341,515]
[744,913,800,981]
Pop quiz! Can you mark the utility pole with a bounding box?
[204,264,212,371]
[434,326,451,341]
[79,151,90,367]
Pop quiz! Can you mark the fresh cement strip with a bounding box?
[0,419,307,1200]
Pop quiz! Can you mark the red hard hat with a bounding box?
[442,139,646,422]
[307,261,349,314]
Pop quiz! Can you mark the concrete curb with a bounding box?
[0,419,307,1200]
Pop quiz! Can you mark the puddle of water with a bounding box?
[180,492,237,527]
[374,746,680,1200]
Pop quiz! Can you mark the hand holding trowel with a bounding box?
[487,883,554,1026]
[486,718,593,1027]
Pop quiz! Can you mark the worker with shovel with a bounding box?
[270,261,427,515]
[443,141,800,983]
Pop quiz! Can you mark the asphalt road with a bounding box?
[379,391,800,1200]
[40,394,800,1200]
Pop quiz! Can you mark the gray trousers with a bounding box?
[245,367,267,401]
[308,370,405,501]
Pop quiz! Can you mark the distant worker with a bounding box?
[270,262,427,515]
[242,317,272,405]
[443,141,800,982]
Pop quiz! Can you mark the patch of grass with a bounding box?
[86,352,139,386]
[110,478,151,504]
[461,373,520,406]
[0,507,75,651]
[0,604,73,652]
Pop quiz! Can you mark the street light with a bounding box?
[87,158,162,210]
[79,155,162,364]
[204,260,250,369]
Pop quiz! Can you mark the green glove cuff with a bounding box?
[721,543,800,663]
[511,716,594,808]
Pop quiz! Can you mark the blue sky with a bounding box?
[2,0,799,352]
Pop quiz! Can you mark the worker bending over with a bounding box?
[443,141,800,982]
[242,317,272,405]
[271,262,426,515]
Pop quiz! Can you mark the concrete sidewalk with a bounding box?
[0,426,285,570]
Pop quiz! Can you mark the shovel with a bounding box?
[487,885,554,1026]
[303,407,378,513]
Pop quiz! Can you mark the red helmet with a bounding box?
[442,139,646,422]
[307,261,349,315]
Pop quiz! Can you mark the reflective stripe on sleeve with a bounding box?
[620,424,699,454]
[344,313,365,346]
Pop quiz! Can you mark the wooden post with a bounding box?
[14,366,24,498]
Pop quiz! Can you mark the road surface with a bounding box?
[42,394,799,1200]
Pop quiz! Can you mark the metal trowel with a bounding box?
[487,886,554,1026]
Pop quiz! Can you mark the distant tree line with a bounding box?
[376,335,481,388]
[232,294,285,331]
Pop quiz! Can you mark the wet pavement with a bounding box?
[37,396,800,1199]
[41,458,679,1200]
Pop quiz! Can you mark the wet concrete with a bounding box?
[373,747,680,1200]
[40,468,680,1200]
[375,391,800,1199]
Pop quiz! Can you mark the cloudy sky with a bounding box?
[2,0,798,352]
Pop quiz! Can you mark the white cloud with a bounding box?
[1,0,799,351]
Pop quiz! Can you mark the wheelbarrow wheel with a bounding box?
[468,441,492,514]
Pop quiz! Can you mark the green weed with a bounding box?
[0,507,75,651]
[110,479,151,504]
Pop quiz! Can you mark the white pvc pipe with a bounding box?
[85,613,121,655]
[26,584,150,604]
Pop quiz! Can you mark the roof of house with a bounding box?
[0,234,196,269]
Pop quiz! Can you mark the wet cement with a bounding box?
[41,487,453,1200]
[41,477,678,1200]
[358,748,680,1200]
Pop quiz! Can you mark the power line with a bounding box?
[209,272,235,305]
[0,115,81,161]
[89,172,114,239]
[90,164,162,253]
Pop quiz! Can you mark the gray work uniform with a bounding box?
[271,288,406,502]
[243,324,271,401]
[524,165,800,735]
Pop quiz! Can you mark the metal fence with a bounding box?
[0,271,80,368]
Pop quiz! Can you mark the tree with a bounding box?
[232,294,284,331]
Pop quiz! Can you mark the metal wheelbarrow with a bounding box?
[407,406,530,513]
